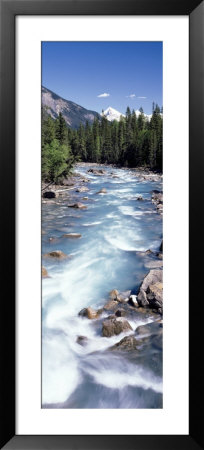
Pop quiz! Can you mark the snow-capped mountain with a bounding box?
[102,106,152,122]
[102,107,125,122]
[135,109,152,121]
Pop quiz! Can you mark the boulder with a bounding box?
[76,336,88,346]
[76,186,89,193]
[115,308,127,317]
[43,250,68,260]
[103,299,119,312]
[144,260,163,269]
[136,321,163,337]
[152,191,163,214]
[114,302,140,318]
[151,189,161,194]
[78,307,101,320]
[136,321,163,350]
[137,289,149,306]
[67,202,87,209]
[147,282,163,309]
[109,289,119,299]
[62,233,81,239]
[157,204,163,211]
[137,269,163,311]
[138,269,162,293]
[156,252,163,259]
[110,335,138,351]
[42,266,49,278]
[102,317,132,337]
[88,168,106,175]
[116,290,131,302]
[96,188,107,194]
[136,196,143,201]
[137,249,153,257]
[43,190,58,199]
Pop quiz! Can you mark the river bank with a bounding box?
[42,163,163,408]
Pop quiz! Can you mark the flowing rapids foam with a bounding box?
[42,164,163,407]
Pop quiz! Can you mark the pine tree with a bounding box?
[42,114,55,147]
[118,117,126,165]
[92,118,101,162]
[78,124,87,161]
[55,112,68,145]
[137,107,145,131]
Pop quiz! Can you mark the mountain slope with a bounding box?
[42,86,100,129]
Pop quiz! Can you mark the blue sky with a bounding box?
[42,42,162,115]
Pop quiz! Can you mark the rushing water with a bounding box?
[42,164,163,408]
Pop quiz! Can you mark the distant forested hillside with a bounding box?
[42,105,163,182]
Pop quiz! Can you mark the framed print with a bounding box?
[0,0,204,449]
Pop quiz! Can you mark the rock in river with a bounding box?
[152,190,163,214]
[116,290,131,302]
[43,250,68,260]
[109,289,119,299]
[76,336,88,346]
[136,321,163,337]
[42,266,49,278]
[88,168,106,175]
[137,269,163,312]
[67,202,87,209]
[43,190,58,199]
[63,233,82,239]
[110,335,138,351]
[78,307,101,320]
[144,260,163,269]
[96,188,107,194]
[160,240,163,252]
[103,299,119,312]
[76,186,89,193]
[102,317,133,337]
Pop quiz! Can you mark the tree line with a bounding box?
[42,105,163,182]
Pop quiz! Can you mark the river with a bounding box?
[42,163,163,408]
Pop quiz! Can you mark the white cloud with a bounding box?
[137,96,147,99]
[126,94,135,98]
[97,93,110,98]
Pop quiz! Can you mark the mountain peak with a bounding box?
[102,106,125,122]
[102,106,152,122]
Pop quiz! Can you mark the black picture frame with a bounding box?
[0,0,204,449]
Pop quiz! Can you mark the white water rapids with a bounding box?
[42,164,163,408]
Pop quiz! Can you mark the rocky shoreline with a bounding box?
[42,163,163,362]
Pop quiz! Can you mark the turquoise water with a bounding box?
[42,164,163,408]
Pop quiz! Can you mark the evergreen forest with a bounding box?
[42,105,163,182]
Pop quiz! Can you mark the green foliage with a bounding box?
[42,109,75,182]
[55,112,69,145]
[42,139,74,182]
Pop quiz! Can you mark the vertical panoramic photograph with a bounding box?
[41,41,163,409]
